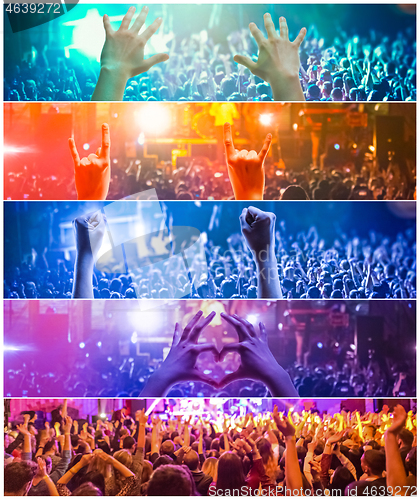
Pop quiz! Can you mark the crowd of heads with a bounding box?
[4,401,417,496]
[4,9,416,103]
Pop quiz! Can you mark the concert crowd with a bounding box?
[4,401,417,495]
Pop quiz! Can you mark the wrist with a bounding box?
[100,64,131,81]
[254,247,276,267]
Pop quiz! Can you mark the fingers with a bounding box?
[181,310,203,341]
[220,313,249,342]
[263,13,277,39]
[130,5,148,33]
[189,311,216,342]
[233,54,257,73]
[100,123,111,159]
[95,147,102,157]
[237,150,249,160]
[258,133,272,162]
[247,150,258,160]
[259,322,268,342]
[141,53,170,73]
[248,22,265,46]
[119,6,136,31]
[68,138,80,168]
[279,16,289,39]
[239,208,251,232]
[103,14,113,36]
[232,314,257,337]
[293,27,307,47]
[172,322,181,346]
[223,123,236,160]
[140,17,163,44]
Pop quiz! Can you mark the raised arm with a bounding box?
[219,313,297,396]
[273,406,303,495]
[234,14,306,101]
[69,124,111,200]
[140,311,218,396]
[223,122,271,200]
[239,206,282,298]
[385,405,409,494]
[72,211,106,298]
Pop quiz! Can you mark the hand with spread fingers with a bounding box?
[223,122,272,200]
[140,311,219,396]
[69,123,111,200]
[218,313,297,396]
[234,13,306,101]
[92,6,169,101]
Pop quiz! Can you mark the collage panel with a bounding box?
[4,102,416,201]
[3,0,418,497]
[4,300,416,398]
[4,398,417,496]
[4,200,416,300]
[4,4,416,102]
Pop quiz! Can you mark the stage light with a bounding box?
[86,353,89,358]
[369,145,375,152]
[4,345,20,351]
[107,357,112,362]
[138,132,145,145]
[259,113,273,126]
[247,314,257,324]
[113,159,118,164]
[317,342,323,349]
[97,341,102,347]
[131,332,138,344]
[79,342,85,349]
[100,413,107,419]
[214,172,223,178]
[275,170,282,176]
[334,144,340,150]
[83,143,90,151]
[350,344,356,350]
[352,143,357,149]
[278,323,283,330]
[135,105,171,135]
[335,342,339,347]
[292,123,298,131]
[4,145,34,154]
[114,113,118,118]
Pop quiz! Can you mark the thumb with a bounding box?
[234,55,257,73]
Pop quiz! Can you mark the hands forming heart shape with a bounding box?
[140,310,298,397]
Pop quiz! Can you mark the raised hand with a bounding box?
[73,211,106,263]
[140,311,219,396]
[223,122,272,200]
[63,416,73,434]
[240,206,276,259]
[136,409,148,426]
[272,405,296,437]
[37,457,48,478]
[218,314,297,396]
[92,6,169,101]
[387,405,407,434]
[234,13,306,101]
[69,123,111,200]
[17,423,31,436]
